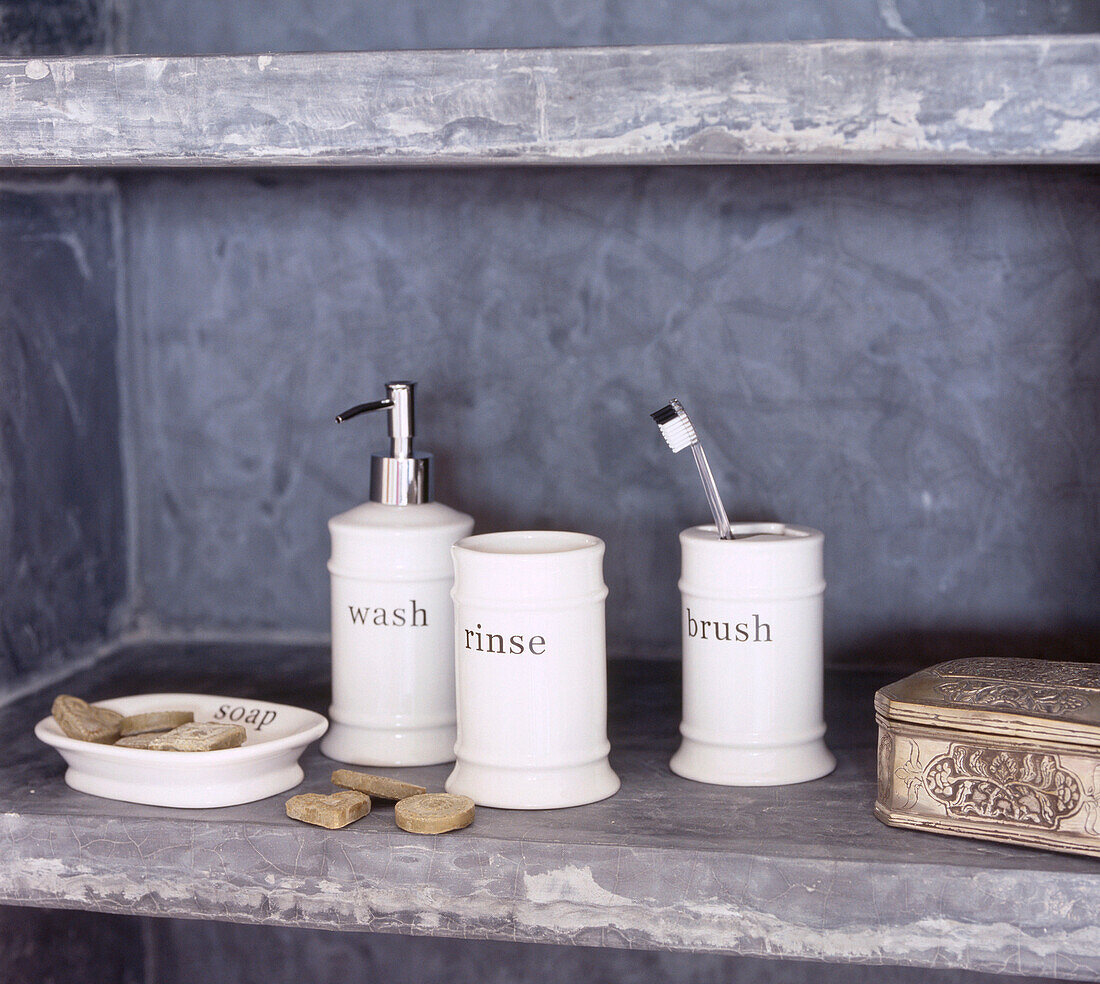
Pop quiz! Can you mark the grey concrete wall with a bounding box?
[0,179,127,687]
[122,166,1100,664]
[143,921,1052,984]
[0,906,143,984]
[0,0,117,54]
[0,0,125,698]
[0,908,1049,984]
[126,0,1100,56]
[0,0,125,696]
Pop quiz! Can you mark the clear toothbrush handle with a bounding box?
[691,444,733,539]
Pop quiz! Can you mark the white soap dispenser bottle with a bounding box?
[321,381,474,767]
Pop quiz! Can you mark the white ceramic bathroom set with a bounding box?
[39,383,833,811]
[319,382,833,809]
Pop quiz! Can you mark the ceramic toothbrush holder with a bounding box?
[446,531,621,809]
[670,523,836,787]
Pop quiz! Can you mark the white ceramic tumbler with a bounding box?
[670,523,836,786]
[446,531,621,809]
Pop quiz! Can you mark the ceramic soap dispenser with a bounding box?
[321,381,474,766]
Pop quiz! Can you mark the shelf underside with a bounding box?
[1,37,1100,167]
[1,642,1099,979]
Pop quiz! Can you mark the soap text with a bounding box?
[215,704,278,731]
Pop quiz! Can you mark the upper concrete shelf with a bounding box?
[1,36,1099,167]
[3,642,1100,980]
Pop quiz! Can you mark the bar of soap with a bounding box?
[52,695,123,744]
[286,790,371,829]
[395,793,475,834]
[115,732,162,749]
[149,722,247,751]
[331,769,426,801]
[119,710,194,736]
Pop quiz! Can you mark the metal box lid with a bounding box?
[874,657,1100,748]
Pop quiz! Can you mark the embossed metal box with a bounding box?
[875,657,1100,858]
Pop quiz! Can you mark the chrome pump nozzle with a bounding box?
[336,381,432,505]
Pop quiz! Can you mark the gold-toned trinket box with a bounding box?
[875,657,1100,858]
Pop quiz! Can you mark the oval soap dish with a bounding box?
[35,692,328,808]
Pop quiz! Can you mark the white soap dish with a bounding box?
[35,692,328,808]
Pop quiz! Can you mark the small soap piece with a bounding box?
[149,722,247,751]
[115,732,162,749]
[119,710,194,737]
[52,695,123,744]
[331,769,427,801]
[395,793,475,834]
[286,790,371,829]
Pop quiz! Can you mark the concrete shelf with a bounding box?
[1,37,1099,167]
[1,642,1098,979]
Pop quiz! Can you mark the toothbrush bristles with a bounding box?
[650,400,698,453]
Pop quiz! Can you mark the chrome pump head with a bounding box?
[336,381,432,505]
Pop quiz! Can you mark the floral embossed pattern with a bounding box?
[931,658,1100,691]
[925,745,1082,828]
[936,680,1089,716]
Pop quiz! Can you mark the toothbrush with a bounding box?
[651,399,734,540]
